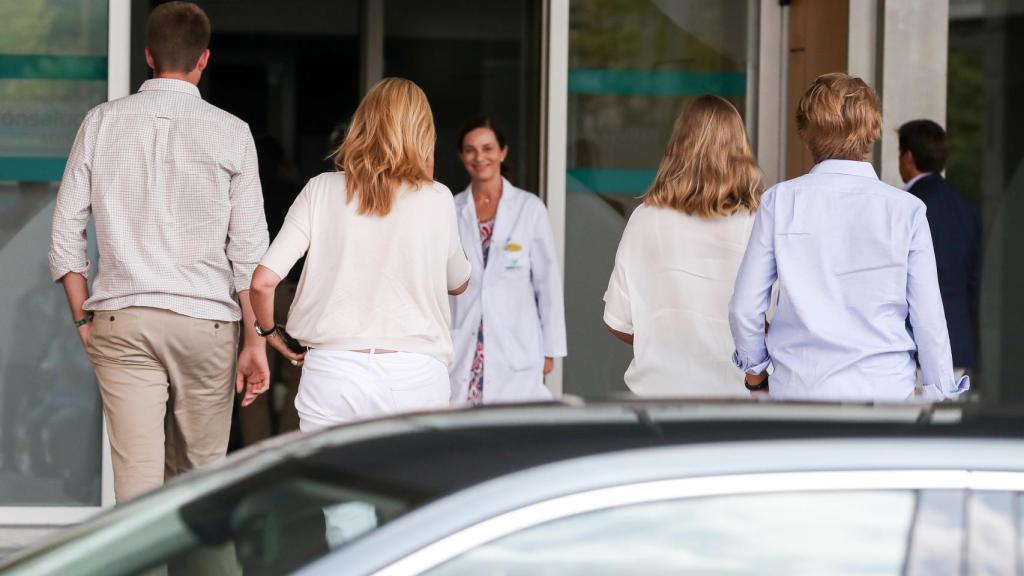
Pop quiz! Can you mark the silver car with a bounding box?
[3,401,1023,575]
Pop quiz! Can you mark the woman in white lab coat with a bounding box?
[449,117,567,404]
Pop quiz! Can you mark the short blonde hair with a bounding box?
[642,95,762,218]
[331,78,435,216]
[797,73,881,163]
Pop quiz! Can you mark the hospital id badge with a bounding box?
[503,241,525,270]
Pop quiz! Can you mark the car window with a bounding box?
[113,467,420,576]
[904,489,965,576]
[966,491,1017,576]
[425,490,959,576]
[1018,493,1024,572]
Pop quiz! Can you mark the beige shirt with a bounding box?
[48,79,269,321]
[260,173,472,365]
[604,204,755,397]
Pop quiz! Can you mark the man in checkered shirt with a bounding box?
[49,1,270,503]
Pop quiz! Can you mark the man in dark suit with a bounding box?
[899,119,981,376]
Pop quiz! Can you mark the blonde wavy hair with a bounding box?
[331,78,435,216]
[796,72,881,163]
[643,95,762,218]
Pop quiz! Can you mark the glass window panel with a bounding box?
[427,490,919,575]
[1017,492,1023,573]
[947,0,1024,401]
[0,0,108,506]
[384,0,542,194]
[63,462,424,575]
[905,490,965,576]
[966,491,1016,576]
[564,0,759,399]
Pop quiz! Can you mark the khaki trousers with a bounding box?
[87,307,238,502]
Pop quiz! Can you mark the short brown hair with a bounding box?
[642,95,762,218]
[146,2,211,74]
[797,73,881,163]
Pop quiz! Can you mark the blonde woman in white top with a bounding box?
[603,95,763,397]
[250,78,471,431]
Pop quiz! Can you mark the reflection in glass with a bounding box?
[104,472,415,575]
[428,491,916,575]
[563,0,759,399]
[1018,492,1023,573]
[384,0,542,193]
[966,491,1016,576]
[0,0,107,506]
[905,490,965,576]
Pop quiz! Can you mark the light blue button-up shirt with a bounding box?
[729,160,969,401]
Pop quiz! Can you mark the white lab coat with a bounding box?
[449,179,567,404]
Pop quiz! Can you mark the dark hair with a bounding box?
[146,1,211,74]
[457,116,510,178]
[898,119,948,173]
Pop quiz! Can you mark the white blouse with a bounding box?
[260,173,472,366]
[603,203,755,397]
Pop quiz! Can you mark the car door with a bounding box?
[343,470,1023,576]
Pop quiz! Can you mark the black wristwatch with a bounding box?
[254,320,279,338]
[744,375,769,391]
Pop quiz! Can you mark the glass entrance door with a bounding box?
[0,0,108,514]
[561,0,761,399]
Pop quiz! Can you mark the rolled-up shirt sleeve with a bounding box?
[226,127,269,293]
[260,187,311,280]
[729,188,778,374]
[907,208,970,399]
[445,197,472,290]
[49,111,98,282]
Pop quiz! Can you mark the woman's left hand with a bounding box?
[268,333,306,366]
[543,357,554,375]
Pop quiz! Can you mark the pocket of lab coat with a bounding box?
[494,300,542,371]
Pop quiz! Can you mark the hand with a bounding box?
[745,371,769,395]
[745,371,767,386]
[543,357,554,375]
[236,345,271,407]
[267,332,307,367]
[77,322,92,349]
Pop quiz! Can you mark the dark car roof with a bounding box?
[224,400,1024,508]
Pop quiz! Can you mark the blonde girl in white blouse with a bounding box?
[250,78,471,431]
[603,95,763,397]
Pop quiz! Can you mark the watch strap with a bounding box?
[254,320,278,337]
[73,314,94,328]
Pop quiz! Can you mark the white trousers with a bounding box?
[295,349,451,432]
[294,349,451,549]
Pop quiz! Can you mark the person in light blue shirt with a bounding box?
[729,73,969,402]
